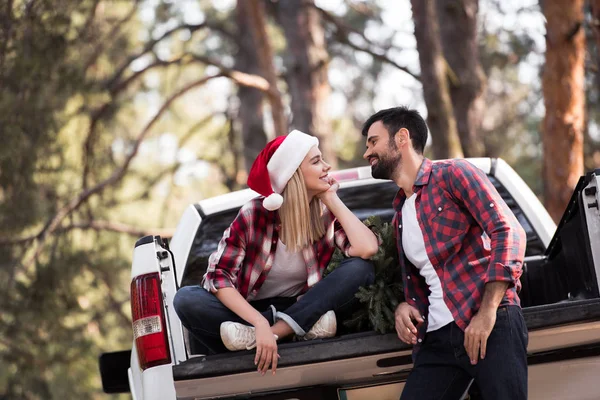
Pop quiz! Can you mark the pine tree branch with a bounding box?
[121,112,220,204]
[83,0,141,72]
[191,54,272,92]
[108,55,192,94]
[313,4,420,82]
[10,75,221,269]
[104,22,230,91]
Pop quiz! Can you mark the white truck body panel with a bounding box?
[493,158,556,247]
[171,205,203,288]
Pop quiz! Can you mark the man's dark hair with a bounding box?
[361,106,428,154]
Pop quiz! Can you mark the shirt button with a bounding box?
[412,297,416,301]
[398,224,402,229]
[407,276,411,280]
[490,203,495,208]
[438,207,442,211]
[417,338,422,343]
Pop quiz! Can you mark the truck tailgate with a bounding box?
[173,299,600,383]
[171,301,600,400]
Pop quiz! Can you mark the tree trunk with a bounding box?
[247,0,287,137]
[541,0,585,223]
[411,0,463,159]
[591,0,600,92]
[275,0,336,167]
[436,0,486,157]
[235,0,267,173]
[587,0,600,171]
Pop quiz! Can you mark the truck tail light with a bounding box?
[131,272,171,370]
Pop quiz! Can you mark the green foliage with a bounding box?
[324,216,403,333]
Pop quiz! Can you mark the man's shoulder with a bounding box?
[431,158,472,170]
[430,159,478,178]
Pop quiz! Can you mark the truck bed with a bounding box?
[173,298,600,381]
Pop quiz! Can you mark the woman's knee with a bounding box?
[337,257,375,285]
[173,285,211,319]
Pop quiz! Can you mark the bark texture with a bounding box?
[541,0,585,222]
[235,0,267,173]
[275,0,336,166]
[437,0,486,157]
[411,0,464,159]
[247,0,287,137]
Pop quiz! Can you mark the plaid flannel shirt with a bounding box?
[393,158,526,347]
[202,197,353,300]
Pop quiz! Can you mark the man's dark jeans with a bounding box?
[400,305,528,400]
[173,257,374,355]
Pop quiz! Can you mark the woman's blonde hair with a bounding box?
[279,169,325,252]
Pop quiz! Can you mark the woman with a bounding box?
[173,130,378,375]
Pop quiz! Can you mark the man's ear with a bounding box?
[395,128,410,148]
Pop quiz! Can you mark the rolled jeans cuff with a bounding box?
[275,311,306,336]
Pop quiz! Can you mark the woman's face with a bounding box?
[299,145,332,198]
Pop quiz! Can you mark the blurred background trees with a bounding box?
[1,0,599,398]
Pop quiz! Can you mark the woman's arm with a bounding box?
[216,288,278,374]
[318,178,379,258]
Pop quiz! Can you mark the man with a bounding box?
[362,106,528,400]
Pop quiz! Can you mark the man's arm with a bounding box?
[463,281,508,364]
[446,160,527,364]
[447,160,527,288]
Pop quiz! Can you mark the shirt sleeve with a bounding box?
[447,160,527,287]
[202,205,251,292]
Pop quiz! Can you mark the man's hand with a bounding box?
[394,302,424,345]
[464,308,496,365]
[254,322,279,375]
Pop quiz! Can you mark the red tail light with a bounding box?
[131,273,171,370]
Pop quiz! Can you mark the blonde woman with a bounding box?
[174,130,378,376]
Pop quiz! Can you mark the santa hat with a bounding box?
[247,130,319,210]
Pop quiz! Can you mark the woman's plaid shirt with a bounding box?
[202,197,352,300]
[393,158,527,344]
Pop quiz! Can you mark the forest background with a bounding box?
[1,0,599,398]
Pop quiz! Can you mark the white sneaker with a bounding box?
[220,322,257,351]
[302,310,337,340]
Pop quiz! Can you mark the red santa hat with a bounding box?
[247,130,319,210]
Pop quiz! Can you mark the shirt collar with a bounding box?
[392,158,433,211]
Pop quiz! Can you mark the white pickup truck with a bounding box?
[100,158,600,400]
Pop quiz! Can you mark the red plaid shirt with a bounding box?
[202,198,352,300]
[393,158,526,343]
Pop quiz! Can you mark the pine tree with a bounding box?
[324,216,403,333]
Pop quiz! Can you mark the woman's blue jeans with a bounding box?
[173,257,374,355]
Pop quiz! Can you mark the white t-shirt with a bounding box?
[253,239,308,300]
[402,194,455,332]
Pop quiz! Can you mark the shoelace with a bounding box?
[245,334,279,351]
[233,325,255,350]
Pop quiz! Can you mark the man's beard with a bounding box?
[371,151,401,180]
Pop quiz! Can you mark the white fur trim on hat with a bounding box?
[267,130,319,194]
[263,193,284,211]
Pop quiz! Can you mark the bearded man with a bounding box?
[362,106,528,400]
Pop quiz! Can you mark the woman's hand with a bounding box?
[254,321,279,375]
[316,176,340,204]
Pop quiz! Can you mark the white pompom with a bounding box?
[263,193,284,211]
